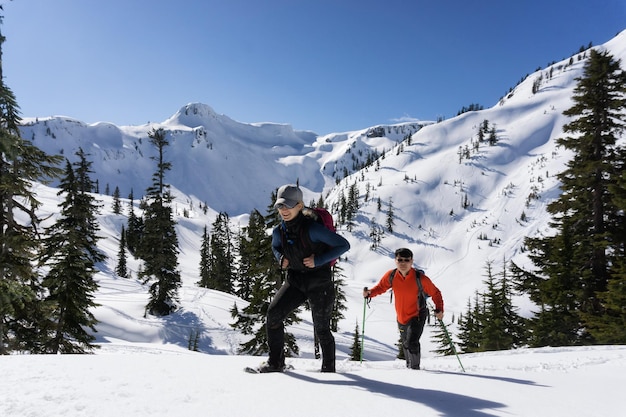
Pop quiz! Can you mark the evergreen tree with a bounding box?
[139,128,181,316]
[349,320,362,361]
[197,225,211,288]
[480,262,508,350]
[330,263,347,332]
[208,212,234,294]
[112,185,122,214]
[585,167,626,342]
[386,197,395,233]
[369,218,382,250]
[488,125,498,146]
[125,189,143,256]
[40,151,104,354]
[116,226,128,278]
[457,294,483,353]
[345,182,359,231]
[524,50,626,345]
[430,322,455,356]
[236,210,270,300]
[499,262,528,348]
[525,223,582,346]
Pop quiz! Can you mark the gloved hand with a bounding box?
[362,287,371,298]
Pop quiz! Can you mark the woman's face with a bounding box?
[277,202,302,221]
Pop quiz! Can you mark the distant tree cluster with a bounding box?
[456,103,484,116]
[458,119,498,164]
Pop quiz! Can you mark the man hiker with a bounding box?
[363,248,444,369]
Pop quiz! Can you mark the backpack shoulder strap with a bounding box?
[414,268,429,311]
[389,268,397,286]
[388,269,397,303]
[414,268,424,292]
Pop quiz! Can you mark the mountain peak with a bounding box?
[164,102,221,127]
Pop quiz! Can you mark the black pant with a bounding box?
[266,271,335,371]
[398,310,427,369]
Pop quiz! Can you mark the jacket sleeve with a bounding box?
[271,226,283,263]
[421,274,444,312]
[307,222,350,267]
[368,270,393,298]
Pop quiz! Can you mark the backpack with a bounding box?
[306,207,337,266]
[310,207,336,233]
[389,267,429,311]
[280,207,338,267]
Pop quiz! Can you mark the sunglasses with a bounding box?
[396,257,412,263]
[276,203,296,210]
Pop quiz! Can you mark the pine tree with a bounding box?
[116,226,128,278]
[40,151,105,354]
[525,223,582,346]
[585,167,626,342]
[330,263,347,332]
[524,50,626,345]
[386,197,395,233]
[349,320,362,361]
[139,128,181,317]
[207,212,234,294]
[457,294,483,353]
[479,262,514,351]
[345,182,359,231]
[197,225,211,288]
[430,321,455,356]
[125,189,143,256]
[488,125,498,146]
[0,19,63,354]
[236,210,270,300]
[112,185,122,214]
[369,218,382,250]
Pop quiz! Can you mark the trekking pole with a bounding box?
[438,318,465,373]
[360,288,368,363]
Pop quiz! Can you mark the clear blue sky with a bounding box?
[2,0,625,135]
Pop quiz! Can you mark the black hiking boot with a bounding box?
[406,352,420,370]
[257,361,285,373]
[320,363,335,373]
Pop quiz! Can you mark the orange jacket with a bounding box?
[369,268,443,325]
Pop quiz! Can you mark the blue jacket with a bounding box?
[271,217,350,269]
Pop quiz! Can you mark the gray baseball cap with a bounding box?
[274,184,303,209]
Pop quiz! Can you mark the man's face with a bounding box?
[395,255,413,273]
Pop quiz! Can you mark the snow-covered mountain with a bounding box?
[20,101,426,215]
[16,29,626,359]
